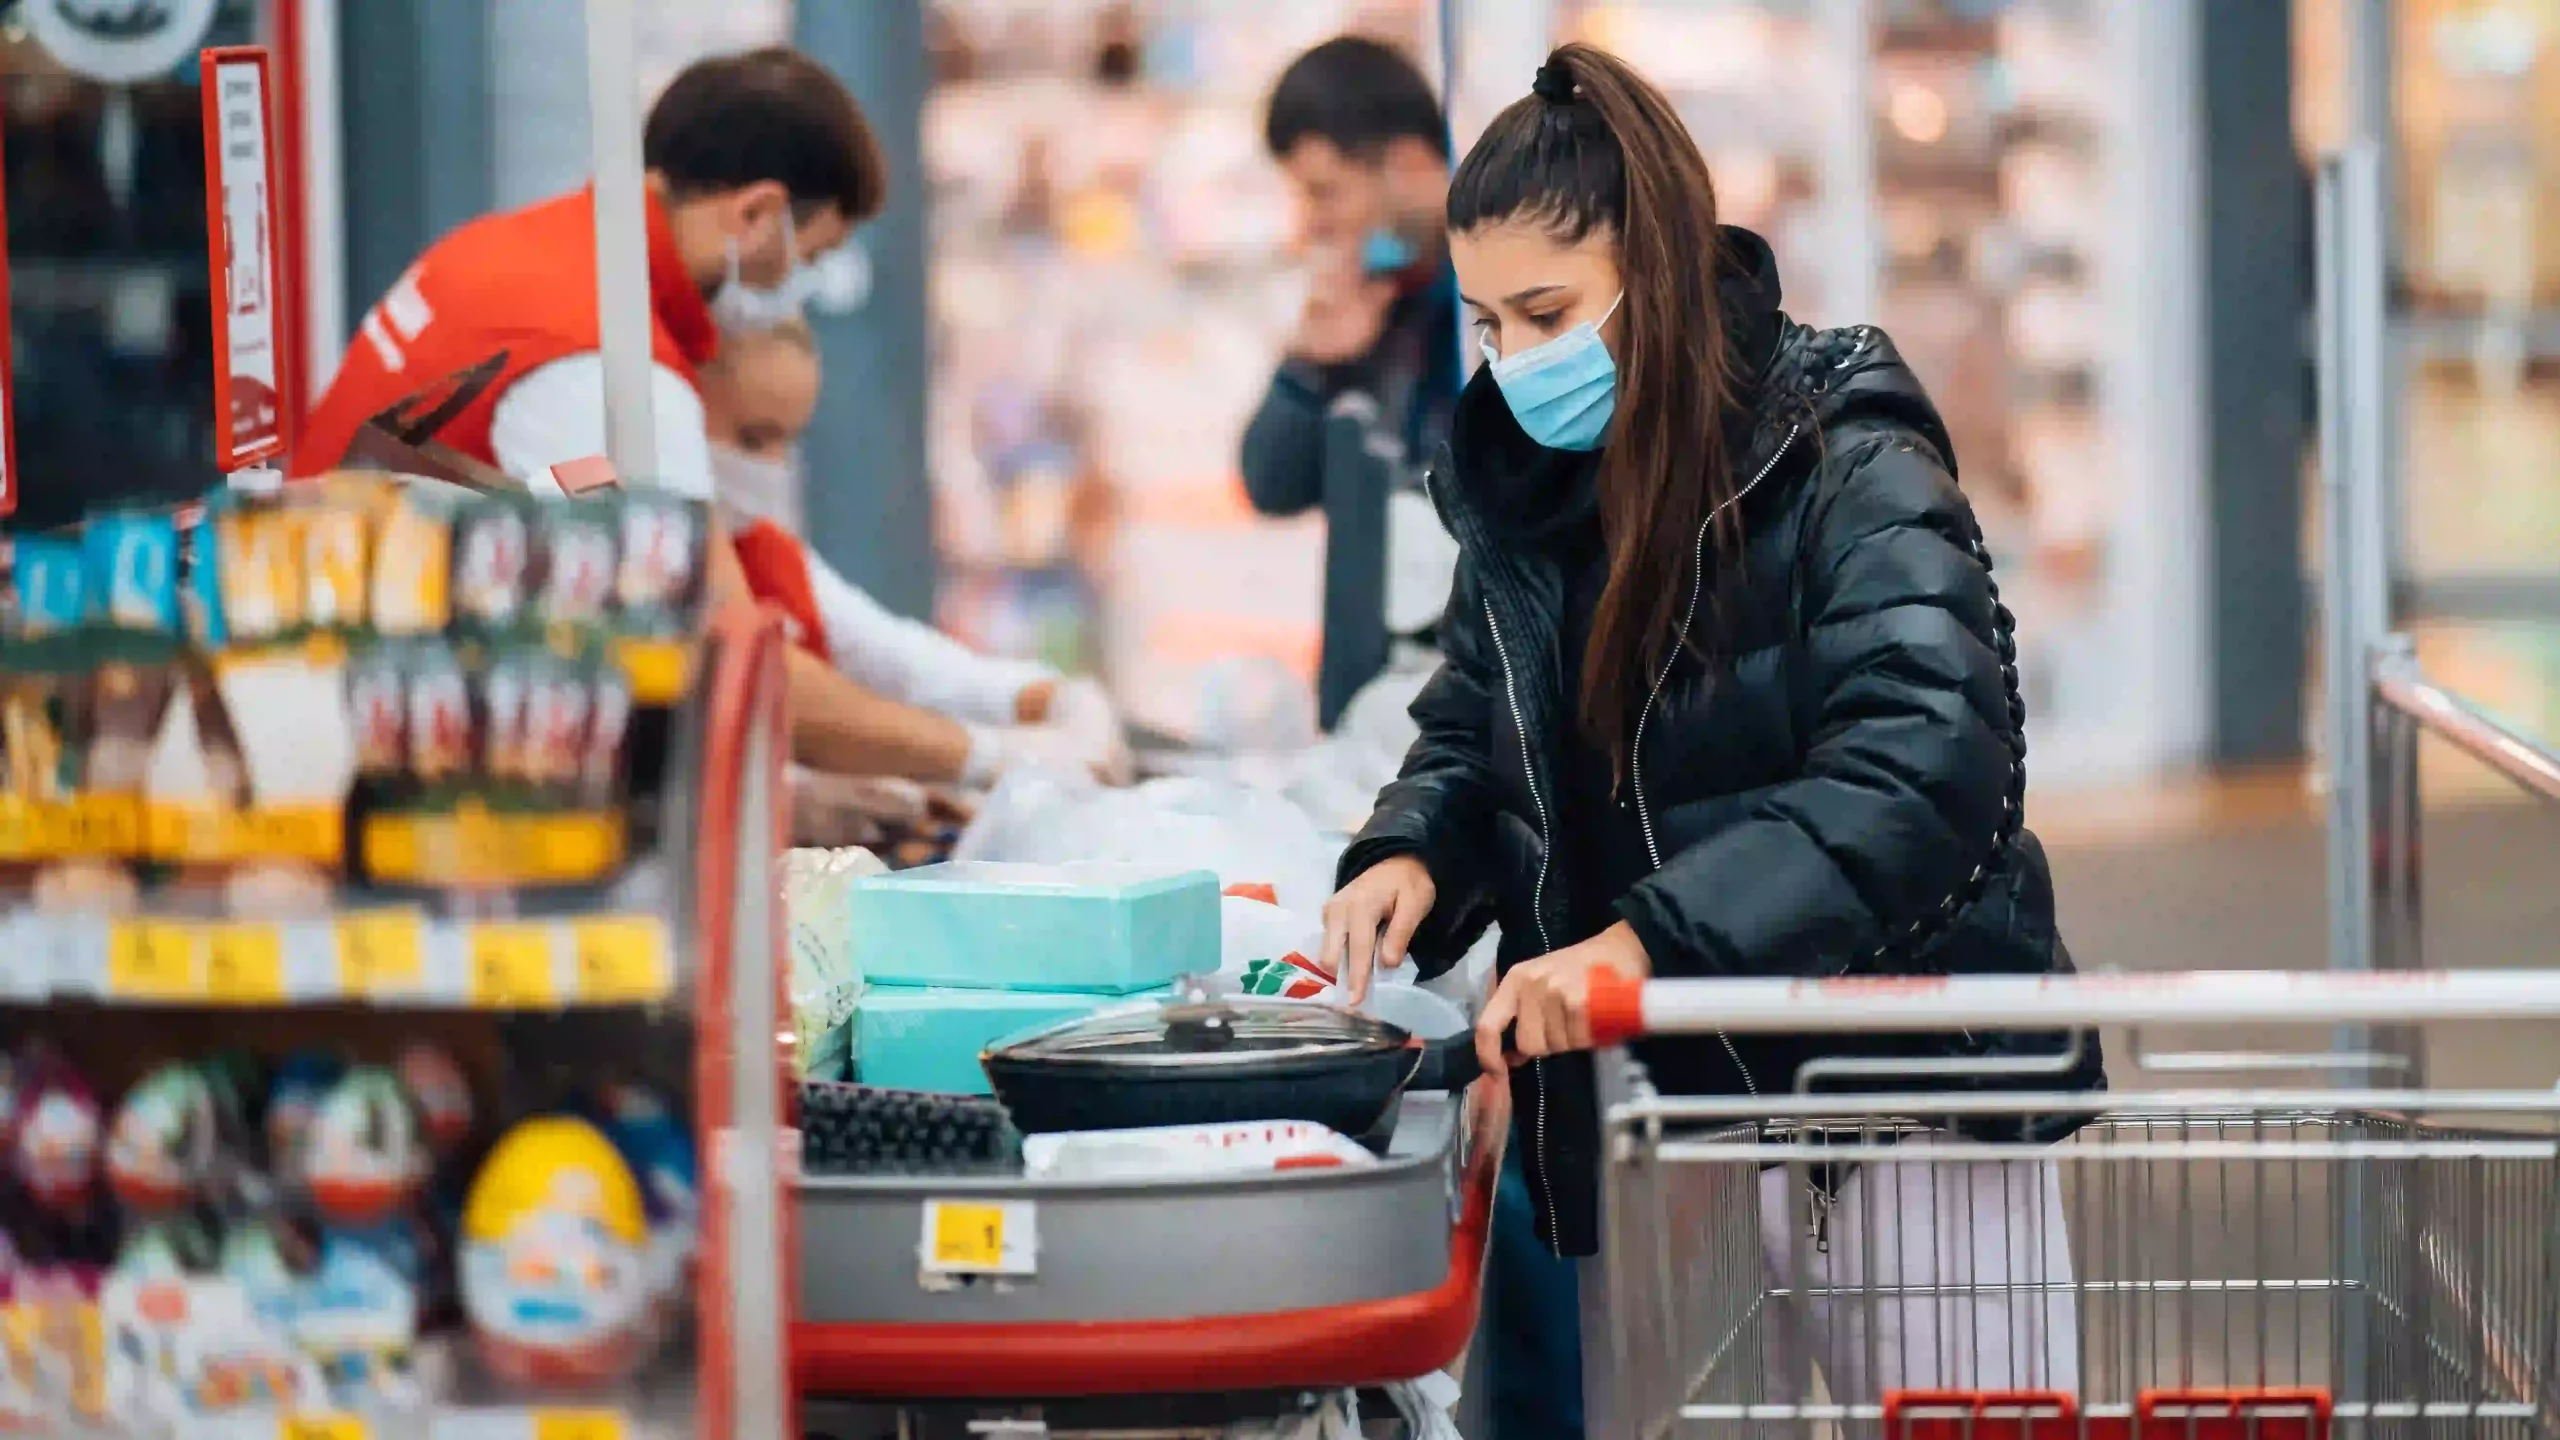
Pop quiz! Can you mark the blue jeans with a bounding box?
[1486,1134,1584,1439]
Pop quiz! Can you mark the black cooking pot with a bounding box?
[979,997,1489,1140]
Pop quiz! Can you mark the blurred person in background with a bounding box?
[698,318,1131,804]
[295,48,1062,792]
[1246,36,1463,731]
[1319,46,2103,1434]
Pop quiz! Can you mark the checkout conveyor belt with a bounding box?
[792,1088,1505,1400]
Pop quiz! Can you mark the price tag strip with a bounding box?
[428,1408,628,1440]
[277,1415,369,1440]
[4,911,669,1007]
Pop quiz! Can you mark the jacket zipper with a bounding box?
[1628,424,1799,1099]
[1479,602,1561,1244]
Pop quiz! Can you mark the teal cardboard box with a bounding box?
[846,862,1220,994]
[856,985,1166,1095]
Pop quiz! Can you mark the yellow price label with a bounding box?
[107,922,201,1000]
[571,917,668,1003]
[336,911,425,996]
[279,1414,368,1440]
[203,923,286,1002]
[467,924,557,1008]
[532,1410,625,1440]
[928,1202,1009,1270]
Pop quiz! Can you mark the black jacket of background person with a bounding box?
[1241,273,1461,729]
[1336,229,2106,1257]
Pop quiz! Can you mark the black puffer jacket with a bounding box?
[1338,230,2105,1258]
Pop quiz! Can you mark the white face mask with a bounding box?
[708,442,803,533]
[711,205,816,333]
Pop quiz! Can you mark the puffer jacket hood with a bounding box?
[1351,227,2103,1258]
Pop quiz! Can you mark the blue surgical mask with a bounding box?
[1360,225,1418,276]
[1481,292,1624,452]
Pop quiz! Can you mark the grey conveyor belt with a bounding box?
[798,1093,1474,1326]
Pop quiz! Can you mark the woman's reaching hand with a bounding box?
[1320,855,1437,1004]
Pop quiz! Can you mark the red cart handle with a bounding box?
[1588,965,1646,1047]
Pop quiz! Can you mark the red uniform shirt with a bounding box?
[295,189,719,476]
[730,518,833,663]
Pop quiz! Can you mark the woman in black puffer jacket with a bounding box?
[1320,45,2105,1430]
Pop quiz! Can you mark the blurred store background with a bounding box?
[1,0,2557,965]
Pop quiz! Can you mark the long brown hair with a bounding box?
[1447,44,1737,774]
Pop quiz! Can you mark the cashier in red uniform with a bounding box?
[699,318,1129,782]
[295,48,1064,790]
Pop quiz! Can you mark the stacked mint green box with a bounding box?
[846,862,1220,1094]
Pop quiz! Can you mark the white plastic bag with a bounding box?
[1194,655,1320,756]
[1223,1391,1361,1438]
[1221,894,1323,974]
[956,770,1339,919]
[781,846,881,1074]
[1385,1372,1466,1439]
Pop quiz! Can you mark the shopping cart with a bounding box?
[1576,969,2560,1440]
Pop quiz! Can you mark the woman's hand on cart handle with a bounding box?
[1477,924,1652,1076]
[1322,855,1437,1005]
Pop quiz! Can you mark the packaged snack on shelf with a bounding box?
[12,535,89,642]
[405,641,475,790]
[347,641,409,778]
[581,663,634,808]
[453,497,536,637]
[2,533,148,909]
[83,513,182,638]
[104,1061,222,1215]
[459,1114,657,1387]
[299,497,373,633]
[0,1265,110,1429]
[537,499,622,628]
[516,646,598,797]
[612,494,706,636]
[370,487,457,636]
[213,506,306,646]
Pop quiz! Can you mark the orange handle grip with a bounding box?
[1587,966,1646,1047]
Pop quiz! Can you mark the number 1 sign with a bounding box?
[200,46,295,472]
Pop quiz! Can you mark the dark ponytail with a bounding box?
[1448,44,1737,778]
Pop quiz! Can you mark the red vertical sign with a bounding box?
[200,46,296,471]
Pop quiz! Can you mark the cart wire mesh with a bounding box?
[1589,1098,2560,1440]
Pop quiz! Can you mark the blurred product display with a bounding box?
[0,468,783,1435]
[1556,0,2195,782]
[921,0,1440,742]
[2298,0,2560,742]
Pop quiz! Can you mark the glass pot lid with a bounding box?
[984,997,1410,1071]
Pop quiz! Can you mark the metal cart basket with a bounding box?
[1576,969,2560,1440]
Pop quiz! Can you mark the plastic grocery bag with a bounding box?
[956,769,1340,919]
[781,846,880,1076]
[1384,1373,1467,1439]
[1222,1391,1361,1438]
[1195,654,1320,756]
[1222,894,1323,976]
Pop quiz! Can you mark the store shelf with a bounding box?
[0,908,674,1008]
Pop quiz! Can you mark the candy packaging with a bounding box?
[105,1063,218,1214]
[459,1116,652,1386]
[304,1067,424,1227]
